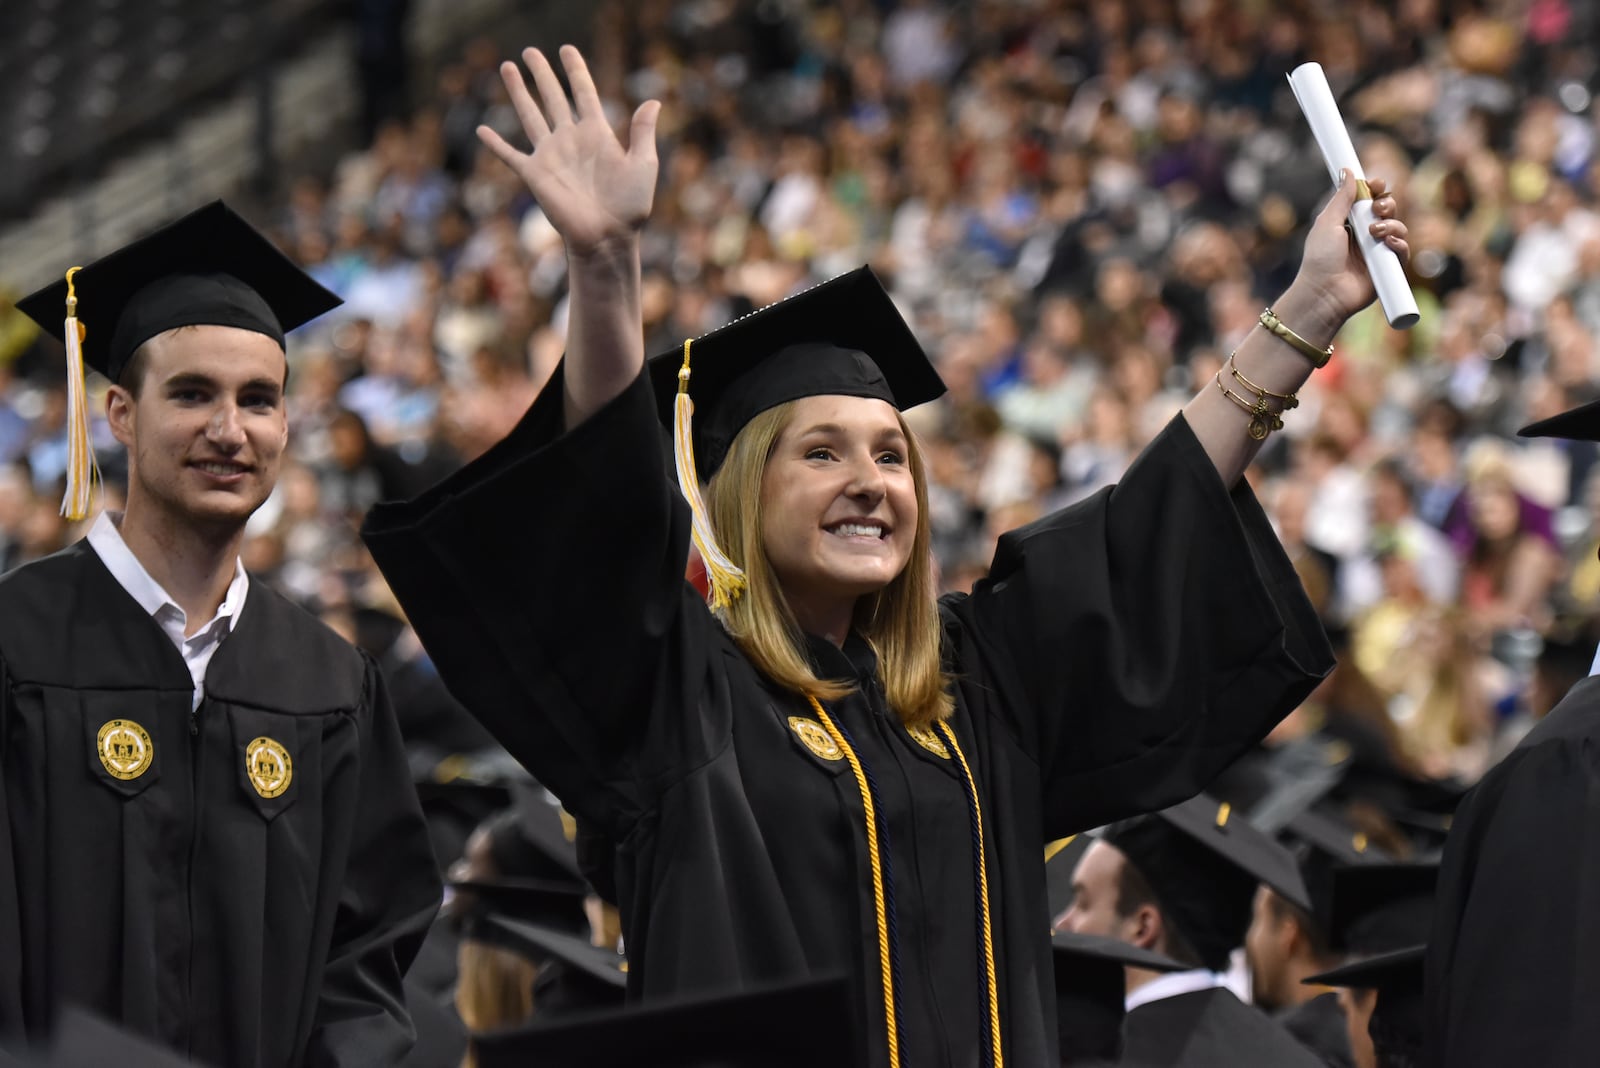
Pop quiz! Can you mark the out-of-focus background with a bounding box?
[2,0,1599,886]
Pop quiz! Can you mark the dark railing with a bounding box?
[0,0,341,223]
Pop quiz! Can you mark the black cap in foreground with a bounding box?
[472,975,861,1068]
[1101,794,1310,972]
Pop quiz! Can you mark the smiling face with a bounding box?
[758,394,918,636]
[108,324,288,534]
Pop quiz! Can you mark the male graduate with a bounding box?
[1421,394,1600,1068]
[1247,807,1388,1068]
[0,202,441,1066]
[1059,793,1325,1067]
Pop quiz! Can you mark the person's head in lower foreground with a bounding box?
[1301,862,1437,1068]
[1051,930,1185,1065]
[646,268,953,725]
[1058,793,1311,989]
[15,201,340,540]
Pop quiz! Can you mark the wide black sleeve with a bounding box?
[948,413,1332,836]
[361,367,703,831]
[1423,734,1600,1067]
[0,659,20,1039]
[306,658,442,1067]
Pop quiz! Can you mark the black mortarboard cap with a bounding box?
[644,267,945,480]
[480,916,628,1014]
[15,200,340,384]
[1518,398,1600,442]
[1281,806,1390,925]
[1318,862,1437,958]
[506,781,585,886]
[472,975,862,1068]
[26,1008,199,1067]
[1101,794,1310,971]
[1045,834,1092,924]
[1052,931,1184,1063]
[450,877,588,937]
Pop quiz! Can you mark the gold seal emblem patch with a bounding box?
[245,737,293,798]
[907,724,950,759]
[97,719,153,780]
[787,717,842,761]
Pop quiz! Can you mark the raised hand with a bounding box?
[1293,169,1410,324]
[478,45,661,255]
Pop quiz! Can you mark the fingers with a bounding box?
[561,44,604,122]
[476,124,526,171]
[525,47,574,128]
[1321,168,1362,222]
[628,100,662,161]
[500,60,550,145]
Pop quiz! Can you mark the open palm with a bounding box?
[478,45,660,253]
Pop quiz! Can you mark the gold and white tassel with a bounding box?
[61,266,100,521]
[673,339,746,610]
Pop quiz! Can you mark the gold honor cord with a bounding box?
[938,720,1004,1068]
[809,695,900,1068]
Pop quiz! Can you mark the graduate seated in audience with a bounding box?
[1059,794,1324,1067]
[1307,863,1437,1068]
[362,43,1411,1068]
[1,204,440,1067]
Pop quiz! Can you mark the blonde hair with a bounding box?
[706,400,954,726]
[455,938,537,1066]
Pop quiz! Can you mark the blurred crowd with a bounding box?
[3,0,1600,801]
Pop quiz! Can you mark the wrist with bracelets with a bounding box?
[1259,306,1334,368]
[1215,353,1300,441]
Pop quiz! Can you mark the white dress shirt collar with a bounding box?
[1124,967,1227,1013]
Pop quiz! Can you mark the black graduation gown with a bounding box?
[1121,987,1327,1067]
[1279,992,1354,1068]
[1422,674,1600,1067]
[360,368,1331,1068]
[0,543,442,1067]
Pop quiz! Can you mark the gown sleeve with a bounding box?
[360,367,703,830]
[946,413,1332,835]
[0,658,21,1038]
[1423,730,1600,1067]
[305,658,442,1067]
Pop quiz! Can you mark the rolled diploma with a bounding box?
[1287,62,1420,330]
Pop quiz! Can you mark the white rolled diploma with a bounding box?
[1287,62,1420,330]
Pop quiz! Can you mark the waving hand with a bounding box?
[478,45,661,253]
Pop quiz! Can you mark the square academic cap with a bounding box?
[14,200,340,519]
[1052,931,1184,1064]
[480,916,628,1014]
[643,268,946,609]
[471,975,862,1068]
[1101,794,1311,971]
[449,877,589,936]
[1518,398,1600,442]
[25,1007,199,1067]
[1320,862,1437,958]
[16,201,340,385]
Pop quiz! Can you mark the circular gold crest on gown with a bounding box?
[787,717,842,761]
[246,736,293,798]
[97,719,153,780]
[906,724,950,759]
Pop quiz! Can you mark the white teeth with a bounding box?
[832,523,884,538]
[197,462,245,475]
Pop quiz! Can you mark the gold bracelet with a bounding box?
[1215,370,1285,441]
[1259,307,1333,369]
[1228,354,1299,411]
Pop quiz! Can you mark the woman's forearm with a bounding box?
[1181,280,1345,489]
[563,237,646,429]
